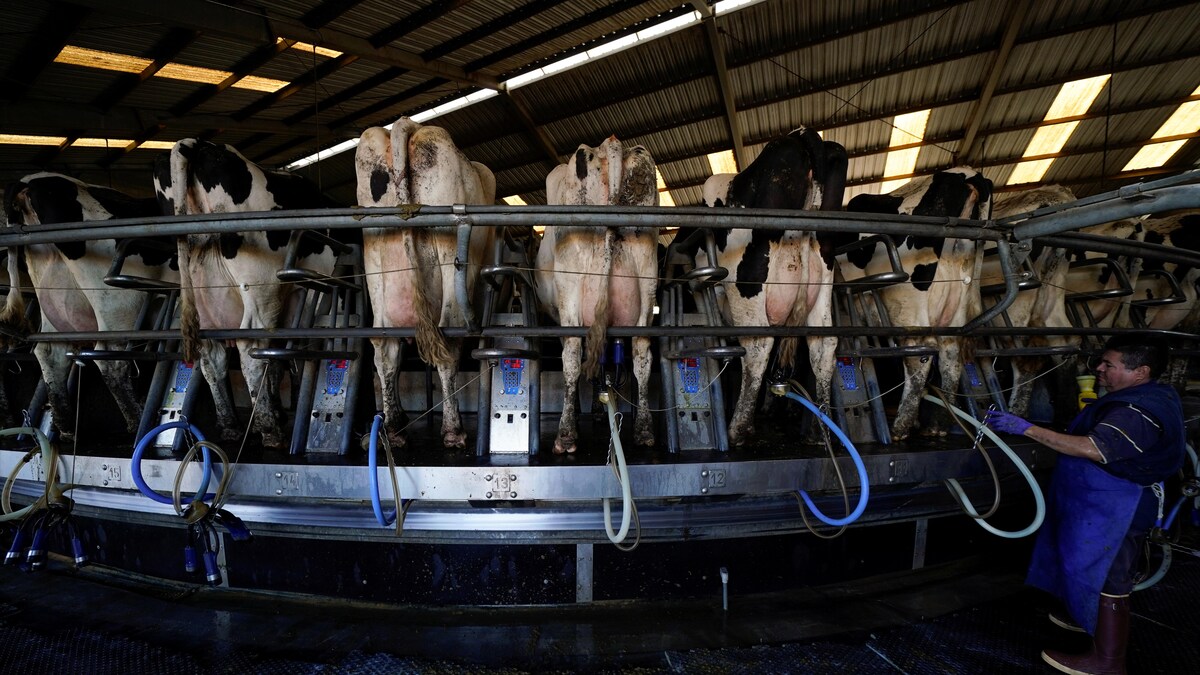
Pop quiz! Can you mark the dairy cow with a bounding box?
[699,127,847,446]
[355,117,496,448]
[1115,213,1200,386]
[154,140,342,448]
[536,135,659,453]
[840,168,993,440]
[2,172,175,437]
[978,185,1078,416]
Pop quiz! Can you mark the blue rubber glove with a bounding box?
[985,409,1032,436]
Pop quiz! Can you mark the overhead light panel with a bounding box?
[1008,75,1110,185]
[0,134,67,146]
[1122,84,1200,171]
[503,196,527,206]
[879,109,931,193]
[706,150,738,175]
[55,45,288,92]
[281,39,342,58]
[136,140,177,150]
[656,170,675,206]
[71,138,130,148]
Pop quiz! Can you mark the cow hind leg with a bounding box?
[94,354,144,433]
[34,343,75,440]
[926,338,965,437]
[195,340,241,443]
[1007,357,1038,418]
[632,336,654,447]
[438,339,466,449]
[555,337,582,454]
[235,341,288,449]
[729,337,773,447]
[891,351,936,441]
[371,338,408,448]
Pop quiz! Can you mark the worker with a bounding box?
[985,335,1184,675]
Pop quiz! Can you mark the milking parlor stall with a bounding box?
[2,0,1200,665]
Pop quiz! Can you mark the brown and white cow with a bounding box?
[536,135,659,454]
[3,172,175,438]
[154,139,342,448]
[354,117,496,448]
[841,167,993,440]
[699,127,847,447]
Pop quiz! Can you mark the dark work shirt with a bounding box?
[1088,403,1163,465]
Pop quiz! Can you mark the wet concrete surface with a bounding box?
[1,547,1197,673]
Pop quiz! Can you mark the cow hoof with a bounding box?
[635,432,655,448]
[261,431,288,450]
[220,427,242,443]
[554,437,577,454]
[442,431,467,449]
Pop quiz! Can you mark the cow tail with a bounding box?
[0,246,30,343]
[582,227,616,380]
[406,227,453,368]
[176,236,201,363]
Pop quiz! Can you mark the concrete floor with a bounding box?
[0,543,1197,674]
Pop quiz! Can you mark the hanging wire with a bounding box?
[717,6,957,152]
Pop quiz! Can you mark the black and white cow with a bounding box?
[536,135,659,453]
[354,117,496,449]
[840,168,993,440]
[2,172,175,437]
[154,139,342,448]
[699,127,848,446]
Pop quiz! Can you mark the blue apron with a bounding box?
[1025,382,1184,635]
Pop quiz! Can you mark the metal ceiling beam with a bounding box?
[955,0,1029,164]
[2,2,91,103]
[300,0,369,29]
[281,67,408,127]
[693,1,745,171]
[69,0,500,90]
[504,36,1200,185]
[0,100,332,138]
[169,39,296,118]
[462,0,647,74]
[370,0,477,49]
[92,27,200,112]
[503,91,562,166]
[233,53,361,122]
[490,81,1200,197]
[519,0,1194,147]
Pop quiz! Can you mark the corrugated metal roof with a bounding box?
[1,0,1197,204]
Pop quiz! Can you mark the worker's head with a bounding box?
[1095,335,1169,392]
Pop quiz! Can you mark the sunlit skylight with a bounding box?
[1122,84,1200,171]
[879,109,931,193]
[55,45,289,92]
[1008,74,1110,185]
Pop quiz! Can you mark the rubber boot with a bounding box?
[1048,609,1085,633]
[1042,593,1129,675]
